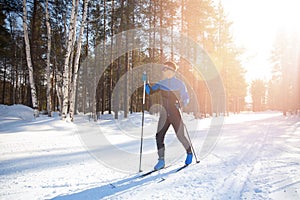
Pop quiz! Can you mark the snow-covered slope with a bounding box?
[0,105,299,200]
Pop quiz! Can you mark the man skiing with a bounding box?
[146,61,193,170]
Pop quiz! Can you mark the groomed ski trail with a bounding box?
[211,120,271,199]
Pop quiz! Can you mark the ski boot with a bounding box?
[185,153,193,165]
[154,159,165,170]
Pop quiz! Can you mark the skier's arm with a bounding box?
[145,83,160,95]
[146,81,163,95]
[151,83,161,91]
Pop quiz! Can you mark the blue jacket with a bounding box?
[146,76,189,107]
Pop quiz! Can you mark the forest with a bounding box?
[0,0,299,121]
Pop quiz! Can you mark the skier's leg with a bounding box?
[171,110,192,154]
[154,114,171,170]
[156,115,171,159]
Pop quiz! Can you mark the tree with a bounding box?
[251,79,266,112]
[1,0,249,121]
[61,0,79,119]
[0,6,12,104]
[45,0,52,116]
[22,0,38,109]
[69,0,89,121]
[269,29,300,115]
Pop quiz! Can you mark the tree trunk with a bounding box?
[23,0,38,109]
[45,0,52,117]
[56,71,63,114]
[62,0,79,119]
[114,0,125,119]
[1,58,6,104]
[108,0,115,115]
[69,0,89,121]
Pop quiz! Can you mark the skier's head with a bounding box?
[162,61,177,79]
[163,61,178,72]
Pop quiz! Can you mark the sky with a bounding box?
[221,0,300,83]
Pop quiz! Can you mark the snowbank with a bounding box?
[0,104,34,121]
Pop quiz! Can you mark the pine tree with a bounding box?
[269,29,300,114]
[0,6,12,104]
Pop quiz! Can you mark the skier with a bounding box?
[146,61,193,170]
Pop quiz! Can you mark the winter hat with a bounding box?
[163,61,178,72]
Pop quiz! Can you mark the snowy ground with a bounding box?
[0,104,300,200]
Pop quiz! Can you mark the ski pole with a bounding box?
[183,122,200,163]
[139,71,147,172]
[178,105,200,163]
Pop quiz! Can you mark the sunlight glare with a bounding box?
[272,0,300,34]
[225,0,300,82]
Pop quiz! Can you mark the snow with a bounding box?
[0,105,300,200]
[0,104,35,121]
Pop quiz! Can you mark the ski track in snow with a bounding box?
[0,105,300,200]
[211,120,272,199]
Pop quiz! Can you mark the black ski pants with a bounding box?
[156,105,192,159]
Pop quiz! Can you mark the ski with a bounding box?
[139,169,157,178]
[140,161,197,179]
[156,165,190,183]
[109,167,169,188]
[175,159,200,172]
[157,162,200,183]
[110,162,200,188]
[175,164,189,172]
[139,165,171,178]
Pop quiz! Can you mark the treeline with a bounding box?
[0,0,248,121]
[250,29,300,115]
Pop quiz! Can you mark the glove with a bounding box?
[175,100,184,109]
[182,98,189,107]
[145,83,151,95]
[175,102,180,109]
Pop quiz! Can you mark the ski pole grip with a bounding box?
[142,71,147,82]
[142,71,147,105]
